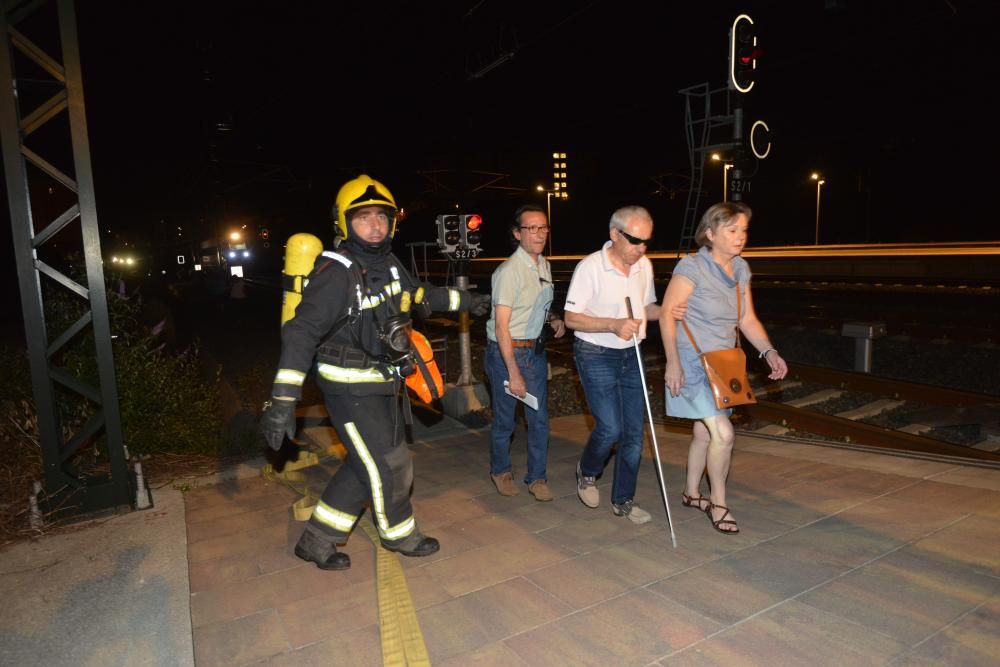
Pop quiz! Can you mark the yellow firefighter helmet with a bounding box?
[333,174,397,241]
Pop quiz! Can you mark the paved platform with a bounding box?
[186,413,1000,666]
[2,411,998,666]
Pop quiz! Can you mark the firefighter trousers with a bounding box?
[308,392,417,546]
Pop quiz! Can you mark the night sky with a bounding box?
[2,0,996,270]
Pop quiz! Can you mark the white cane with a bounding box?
[625,297,677,548]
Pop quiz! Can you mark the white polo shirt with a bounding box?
[564,241,656,349]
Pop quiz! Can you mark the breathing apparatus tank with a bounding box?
[281,233,324,325]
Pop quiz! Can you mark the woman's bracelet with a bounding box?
[758,348,776,359]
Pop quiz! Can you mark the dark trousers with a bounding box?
[309,393,417,546]
[574,338,645,505]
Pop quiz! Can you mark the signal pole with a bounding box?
[456,262,474,386]
[436,213,482,386]
[676,13,768,253]
[727,13,763,204]
[732,105,744,201]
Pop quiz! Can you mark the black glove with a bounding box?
[259,399,296,450]
[469,293,491,318]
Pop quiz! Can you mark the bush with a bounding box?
[0,277,237,540]
[112,336,223,456]
[0,397,45,545]
[23,283,226,458]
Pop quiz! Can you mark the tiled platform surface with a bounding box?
[187,413,1000,666]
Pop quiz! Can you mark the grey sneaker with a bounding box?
[576,463,599,508]
[612,500,652,525]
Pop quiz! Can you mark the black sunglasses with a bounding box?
[616,228,652,246]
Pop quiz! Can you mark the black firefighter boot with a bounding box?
[380,527,440,557]
[294,523,351,570]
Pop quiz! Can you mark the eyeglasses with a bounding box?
[616,228,652,246]
[519,225,550,234]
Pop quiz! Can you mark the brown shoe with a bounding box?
[528,479,553,502]
[490,471,518,496]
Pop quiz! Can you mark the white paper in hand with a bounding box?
[503,380,539,410]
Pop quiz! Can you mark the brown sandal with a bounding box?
[707,503,740,534]
[681,492,710,512]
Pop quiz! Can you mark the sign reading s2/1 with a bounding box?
[729,179,751,195]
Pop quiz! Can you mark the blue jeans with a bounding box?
[574,338,645,504]
[485,340,549,484]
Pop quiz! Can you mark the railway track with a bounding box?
[643,358,1000,468]
[418,285,1000,468]
[414,254,1000,346]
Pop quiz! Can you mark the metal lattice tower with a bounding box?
[1,0,136,517]
[676,82,741,255]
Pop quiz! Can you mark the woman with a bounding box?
[659,202,787,534]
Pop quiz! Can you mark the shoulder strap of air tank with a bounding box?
[335,247,367,288]
[318,248,366,344]
[388,252,419,289]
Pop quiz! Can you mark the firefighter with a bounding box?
[259,175,491,570]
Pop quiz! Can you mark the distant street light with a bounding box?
[536,185,554,256]
[811,173,826,245]
[711,153,734,202]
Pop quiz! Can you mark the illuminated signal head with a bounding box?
[460,214,482,248]
[729,14,758,93]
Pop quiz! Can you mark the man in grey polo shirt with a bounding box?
[485,204,566,500]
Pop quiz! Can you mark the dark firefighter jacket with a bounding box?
[271,247,471,399]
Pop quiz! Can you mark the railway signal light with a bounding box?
[729,14,760,93]
[436,214,460,253]
[460,214,482,250]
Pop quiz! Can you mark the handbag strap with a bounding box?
[680,320,703,355]
[679,281,741,354]
[735,282,743,349]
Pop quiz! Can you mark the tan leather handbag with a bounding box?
[680,285,757,410]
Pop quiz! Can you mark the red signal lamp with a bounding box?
[740,46,764,65]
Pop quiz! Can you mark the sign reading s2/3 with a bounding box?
[449,248,480,260]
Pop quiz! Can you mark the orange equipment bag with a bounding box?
[405,330,444,404]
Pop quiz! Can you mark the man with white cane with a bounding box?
[564,206,681,532]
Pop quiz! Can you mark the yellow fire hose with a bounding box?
[262,447,430,666]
